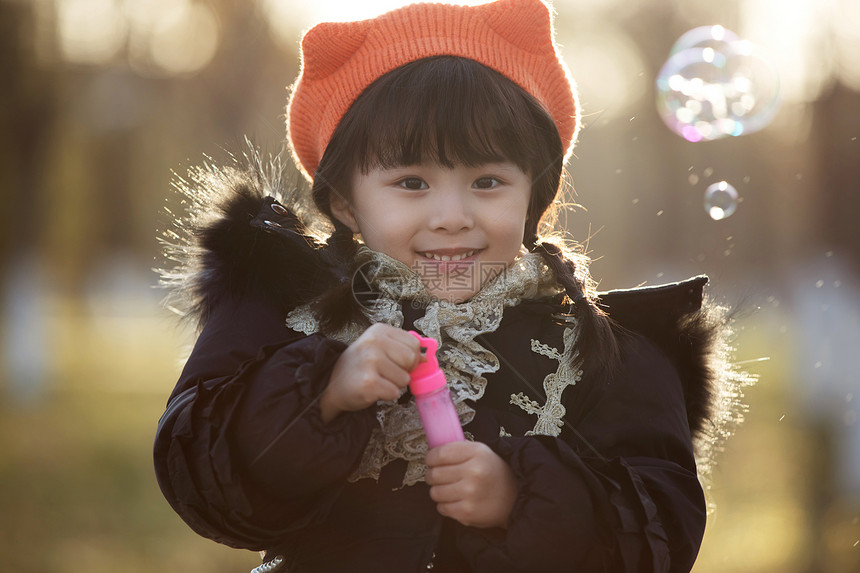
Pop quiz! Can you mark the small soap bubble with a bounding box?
[656,27,780,142]
[689,173,700,185]
[816,280,825,288]
[704,181,739,220]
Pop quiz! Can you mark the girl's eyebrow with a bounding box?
[478,162,517,170]
[471,162,523,175]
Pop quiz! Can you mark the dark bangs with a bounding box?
[342,56,557,173]
[313,56,564,237]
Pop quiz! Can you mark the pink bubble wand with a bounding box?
[408,331,465,448]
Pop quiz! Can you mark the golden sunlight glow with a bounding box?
[305,0,494,22]
[556,23,647,121]
[739,0,836,102]
[833,0,860,91]
[262,0,495,43]
[148,1,219,76]
[56,0,126,65]
[53,0,218,76]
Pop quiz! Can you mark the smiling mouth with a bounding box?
[418,249,479,262]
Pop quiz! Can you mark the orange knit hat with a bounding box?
[287,0,578,180]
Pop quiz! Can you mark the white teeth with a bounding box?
[421,250,476,261]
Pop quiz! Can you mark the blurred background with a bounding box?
[0,0,858,571]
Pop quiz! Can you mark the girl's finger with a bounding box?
[434,500,472,525]
[425,464,459,486]
[376,358,412,389]
[387,331,422,371]
[376,379,404,402]
[426,441,478,467]
[429,483,463,504]
[435,501,452,518]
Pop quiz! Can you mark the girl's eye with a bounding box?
[473,177,501,190]
[397,177,428,191]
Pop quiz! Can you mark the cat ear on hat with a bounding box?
[483,0,554,53]
[300,20,369,81]
[288,19,370,180]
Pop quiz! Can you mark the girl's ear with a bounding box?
[329,194,360,233]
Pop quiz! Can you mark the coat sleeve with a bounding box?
[153,293,376,550]
[455,335,706,573]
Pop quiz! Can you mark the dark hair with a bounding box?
[310,56,619,373]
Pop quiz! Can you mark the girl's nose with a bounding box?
[428,188,474,232]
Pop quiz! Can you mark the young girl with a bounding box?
[155,0,742,571]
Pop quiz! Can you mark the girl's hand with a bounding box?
[320,324,421,423]
[425,441,517,529]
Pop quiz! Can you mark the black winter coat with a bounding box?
[154,167,729,573]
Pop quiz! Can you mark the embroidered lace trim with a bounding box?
[285,247,562,486]
[510,325,583,437]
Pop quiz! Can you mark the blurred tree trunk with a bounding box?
[816,84,860,272]
[0,2,58,265]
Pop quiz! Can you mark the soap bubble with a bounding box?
[670,25,741,55]
[704,181,739,220]
[656,27,780,142]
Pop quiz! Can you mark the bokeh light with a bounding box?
[147,1,218,77]
[53,0,219,77]
[56,0,126,65]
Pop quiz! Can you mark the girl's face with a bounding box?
[331,161,531,302]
